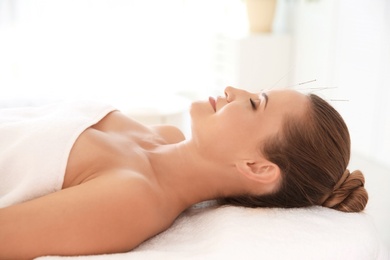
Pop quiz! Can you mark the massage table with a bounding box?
[37,202,388,260]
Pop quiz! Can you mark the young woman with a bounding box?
[0,87,368,259]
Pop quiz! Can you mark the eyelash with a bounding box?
[249,98,257,110]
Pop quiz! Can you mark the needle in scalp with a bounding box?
[268,66,317,90]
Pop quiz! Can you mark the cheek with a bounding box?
[218,106,254,129]
[215,110,259,143]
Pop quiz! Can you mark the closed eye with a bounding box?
[249,98,258,110]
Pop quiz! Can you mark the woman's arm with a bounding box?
[0,172,165,259]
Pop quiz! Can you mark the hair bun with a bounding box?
[322,170,368,212]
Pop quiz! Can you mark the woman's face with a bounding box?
[190,86,308,162]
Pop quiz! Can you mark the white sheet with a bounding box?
[37,202,389,260]
[0,101,115,207]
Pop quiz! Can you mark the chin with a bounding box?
[189,100,212,118]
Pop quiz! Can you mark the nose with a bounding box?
[224,86,256,102]
[224,86,239,102]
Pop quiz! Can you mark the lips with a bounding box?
[209,97,216,112]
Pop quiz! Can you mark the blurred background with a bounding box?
[0,0,389,249]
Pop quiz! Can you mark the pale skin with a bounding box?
[0,87,308,259]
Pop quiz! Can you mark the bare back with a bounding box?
[0,111,186,258]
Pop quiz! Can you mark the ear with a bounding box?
[236,160,281,184]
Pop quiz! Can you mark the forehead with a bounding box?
[265,89,308,117]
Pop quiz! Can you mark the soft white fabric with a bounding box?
[37,203,389,260]
[0,101,115,208]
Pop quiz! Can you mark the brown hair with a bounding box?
[220,94,368,212]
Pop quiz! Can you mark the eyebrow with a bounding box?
[262,92,269,109]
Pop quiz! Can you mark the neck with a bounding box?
[147,140,245,211]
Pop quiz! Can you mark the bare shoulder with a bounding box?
[0,171,173,258]
[152,125,185,144]
[87,172,174,231]
[77,171,175,235]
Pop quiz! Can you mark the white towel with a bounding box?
[0,101,115,208]
[37,203,389,260]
